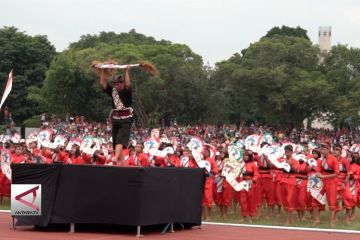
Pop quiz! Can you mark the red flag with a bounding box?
[0,69,13,110]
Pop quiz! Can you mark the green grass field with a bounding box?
[208,205,360,231]
[1,198,359,231]
[0,197,10,210]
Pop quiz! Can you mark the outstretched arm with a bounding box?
[124,66,131,90]
[99,69,107,90]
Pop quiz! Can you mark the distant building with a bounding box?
[304,26,333,129]
[318,26,332,52]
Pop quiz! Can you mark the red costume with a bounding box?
[280,157,299,212]
[317,155,339,211]
[295,161,309,211]
[202,157,218,208]
[239,161,259,217]
[257,154,275,207]
[127,153,149,167]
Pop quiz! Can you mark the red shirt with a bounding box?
[295,161,309,179]
[71,155,84,165]
[127,153,149,167]
[281,157,299,185]
[318,154,339,175]
[338,157,351,179]
[12,154,25,164]
[241,161,259,182]
[205,157,219,176]
[57,151,69,164]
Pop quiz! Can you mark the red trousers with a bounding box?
[258,175,275,207]
[295,178,307,211]
[0,174,11,197]
[273,170,283,206]
[240,184,257,217]
[306,191,314,211]
[203,177,214,208]
[323,178,338,211]
[274,180,282,206]
[213,179,232,207]
[337,179,355,209]
[281,178,297,212]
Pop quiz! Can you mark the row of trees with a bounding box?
[0,26,359,128]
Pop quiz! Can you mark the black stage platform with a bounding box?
[12,164,205,230]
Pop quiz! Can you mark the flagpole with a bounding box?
[0,69,13,110]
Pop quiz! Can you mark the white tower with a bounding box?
[318,26,332,52]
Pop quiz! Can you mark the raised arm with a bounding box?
[99,69,107,90]
[124,66,131,90]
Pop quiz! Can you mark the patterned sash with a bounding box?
[216,160,223,171]
[52,152,58,162]
[349,179,356,196]
[216,176,224,193]
[296,178,303,186]
[261,155,268,167]
[322,157,331,170]
[110,88,133,120]
[133,154,140,166]
[112,88,125,110]
[181,156,189,167]
[339,162,345,172]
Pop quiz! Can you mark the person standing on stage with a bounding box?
[99,66,133,166]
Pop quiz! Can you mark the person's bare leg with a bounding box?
[114,144,124,166]
[350,207,356,221]
[202,207,206,220]
[207,207,212,220]
[344,208,351,225]
[330,210,336,227]
[312,207,320,226]
[268,205,274,217]
[276,204,282,216]
[223,206,228,218]
[285,211,292,225]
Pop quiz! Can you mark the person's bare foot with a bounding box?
[312,220,320,226]
[249,217,253,224]
[254,212,262,220]
[239,217,246,223]
[330,221,336,228]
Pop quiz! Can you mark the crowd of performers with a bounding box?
[1,119,360,227]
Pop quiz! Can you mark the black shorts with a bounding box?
[112,118,132,149]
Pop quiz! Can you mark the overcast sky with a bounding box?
[2,0,360,66]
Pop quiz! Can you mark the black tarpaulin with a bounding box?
[12,164,204,227]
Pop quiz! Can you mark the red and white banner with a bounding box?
[0,69,13,110]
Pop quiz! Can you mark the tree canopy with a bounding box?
[0,26,56,122]
[264,25,310,40]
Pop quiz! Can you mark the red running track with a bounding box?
[0,213,358,240]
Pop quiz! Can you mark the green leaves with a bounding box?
[0,26,56,122]
[210,34,326,127]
